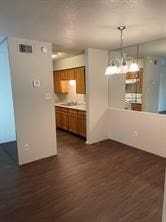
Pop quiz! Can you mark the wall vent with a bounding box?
[19,44,32,53]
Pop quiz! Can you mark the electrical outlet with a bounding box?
[24,144,30,151]
[133,130,138,137]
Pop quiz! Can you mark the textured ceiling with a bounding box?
[0,0,166,51]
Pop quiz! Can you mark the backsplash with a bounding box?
[54,80,86,104]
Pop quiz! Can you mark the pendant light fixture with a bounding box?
[105,50,118,75]
[105,26,128,75]
[117,26,128,74]
[105,26,139,75]
[129,44,140,72]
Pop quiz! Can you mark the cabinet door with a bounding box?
[53,71,69,93]
[131,103,142,111]
[75,67,86,94]
[68,69,75,80]
[126,72,138,79]
[55,110,62,128]
[53,71,61,93]
[78,111,86,137]
[69,115,78,133]
[61,70,68,80]
[61,108,69,130]
[126,72,130,79]
[137,68,143,93]
[60,80,69,93]
[68,109,78,134]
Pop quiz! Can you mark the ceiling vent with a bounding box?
[19,44,32,53]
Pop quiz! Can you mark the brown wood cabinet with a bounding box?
[68,109,78,134]
[53,71,60,93]
[126,72,138,79]
[131,103,142,111]
[55,106,86,137]
[53,67,85,94]
[53,71,69,93]
[55,106,62,128]
[61,69,68,80]
[61,108,69,130]
[77,111,86,137]
[75,67,86,94]
[137,68,143,93]
[126,68,143,93]
[67,69,75,80]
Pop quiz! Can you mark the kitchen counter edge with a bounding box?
[55,104,86,111]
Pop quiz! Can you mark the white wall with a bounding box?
[106,55,166,158]
[162,173,166,222]
[85,49,166,158]
[108,74,126,109]
[159,58,166,112]
[86,48,108,144]
[8,37,57,165]
[53,54,85,70]
[107,108,166,157]
[0,39,16,143]
[142,56,160,113]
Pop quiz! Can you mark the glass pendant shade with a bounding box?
[129,62,139,72]
[118,58,128,74]
[119,64,129,74]
[105,64,118,75]
[105,27,140,76]
[105,66,112,75]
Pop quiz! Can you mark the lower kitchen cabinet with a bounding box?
[68,111,78,134]
[61,108,69,130]
[55,107,62,128]
[77,111,86,137]
[55,106,86,137]
[131,103,142,111]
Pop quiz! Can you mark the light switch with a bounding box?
[33,80,41,87]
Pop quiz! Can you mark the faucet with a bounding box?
[72,100,78,105]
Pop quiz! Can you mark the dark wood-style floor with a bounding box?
[0,130,165,222]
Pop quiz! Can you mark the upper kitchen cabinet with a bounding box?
[67,68,75,80]
[126,68,143,93]
[126,72,138,79]
[137,68,143,93]
[60,69,68,80]
[53,67,86,94]
[75,67,86,94]
[53,71,69,93]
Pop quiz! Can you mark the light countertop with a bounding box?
[55,103,86,111]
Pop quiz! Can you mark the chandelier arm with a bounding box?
[137,44,139,64]
[108,49,111,65]
[121,29,123,60]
